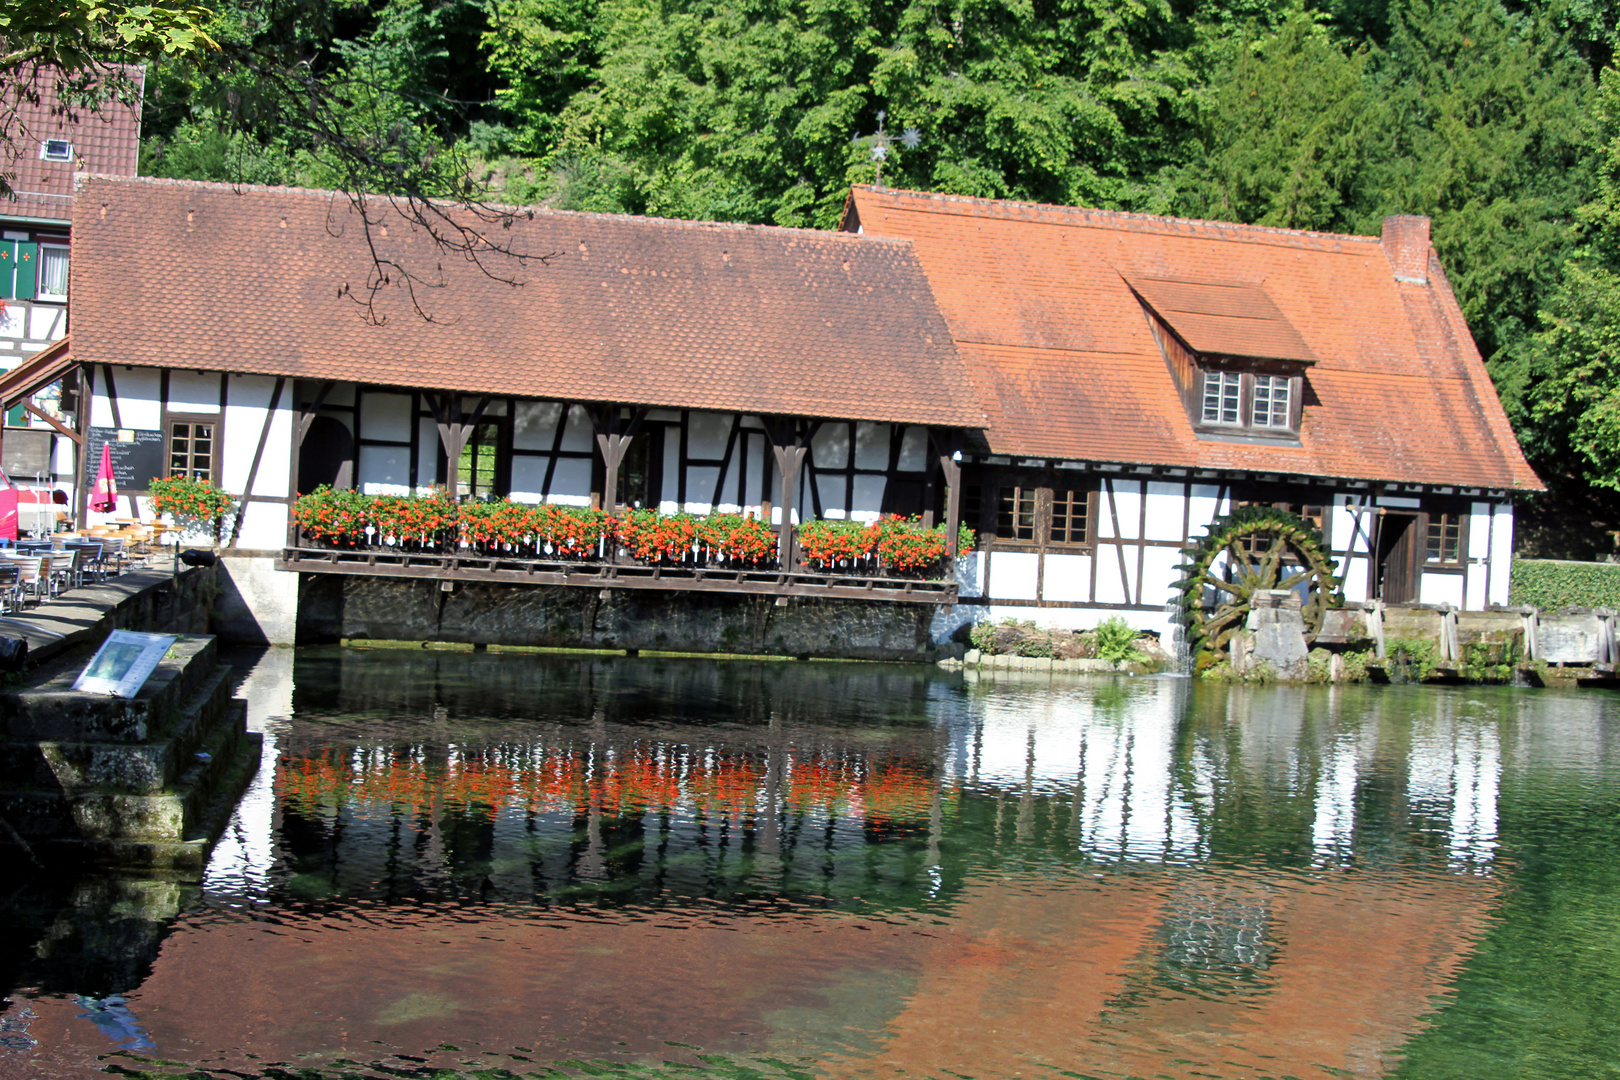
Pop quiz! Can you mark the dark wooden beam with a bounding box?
[279,547,958,605]
[762,417,809,567]
[590,406,647,516]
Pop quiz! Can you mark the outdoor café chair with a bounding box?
[1,555,50,606]
[64,540,104,583]
[0,563,21,613]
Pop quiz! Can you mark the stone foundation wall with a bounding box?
[297,575,957,661]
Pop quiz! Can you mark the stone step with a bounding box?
[1,695,250,844]
[0,665,237,793]
[0,636,219,743]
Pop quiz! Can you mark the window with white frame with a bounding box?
[36,245,67,301]
[40,139,72,162]
[1252,374,1291,427]
[1202,370,1242,425]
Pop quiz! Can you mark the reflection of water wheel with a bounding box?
[1174,505,1343,656]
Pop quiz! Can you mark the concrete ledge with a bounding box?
[0,567,215,670]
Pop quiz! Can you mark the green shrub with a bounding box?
[1094,616,1148,665]
[1510,558,1620,609]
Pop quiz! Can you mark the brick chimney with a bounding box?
[1382,215,1431,285]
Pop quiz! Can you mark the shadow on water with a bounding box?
[2,650,1619,1080]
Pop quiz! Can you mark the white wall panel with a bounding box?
[1092,545,1131,604]
[1341,555,1370,603]
[1144,482,1186,541]
[549,458,592,503]
[1419,572,1465,607]
[1489,502,1514,606]
[854,422,887,469]
[560,405,595,452]
[1042,553,1091,602]
[1104,480,1142,540]
[221,375,292,499]
[167,370,221,413]
[1140,546,1184,608]
[358,446,411,493]
[898,426,928,471]
[687,411,732,459]
[661,427,682,510]
[851,474,885,516]
[416,417,437,486]
[811,423,848,469]
[1187,484,1222,536]
[109,368,161,429]
[512,400,563,450]
[990,551,1039,600]
[360,392,413,442]
[684,466,719,513]
[235,499,290,549]
[509,457,548,502]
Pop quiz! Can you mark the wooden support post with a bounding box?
[590,406,647,518]
[764,417,807,568]
[928,428,964,558]
[428,393,493,499]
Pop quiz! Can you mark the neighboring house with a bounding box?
[0,66,143,507]
[841,187,1541,633]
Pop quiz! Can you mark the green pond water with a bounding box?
[2,647,1618,1080]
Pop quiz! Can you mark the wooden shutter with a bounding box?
[6,243,38,300]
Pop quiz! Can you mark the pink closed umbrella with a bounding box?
[90,442,117,514]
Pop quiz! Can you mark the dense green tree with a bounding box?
[1361,0,1592,407]
[1163,12,1374,231]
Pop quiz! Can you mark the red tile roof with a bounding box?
[71,177,983,428]
[2,67,143,222]
[1128,277,1316,363]
[846,186,1542,491]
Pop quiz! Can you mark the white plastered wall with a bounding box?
[221,374,293,550]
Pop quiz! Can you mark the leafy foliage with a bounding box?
[1094,615,1149,665]
[147,473,236,542]
[1509,557,1620,608]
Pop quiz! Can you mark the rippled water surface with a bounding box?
[4,647,1619,1080]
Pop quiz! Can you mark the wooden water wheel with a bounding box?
[1174,505,1343,656]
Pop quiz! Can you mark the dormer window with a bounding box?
[40,139,72,162]
[1252,374,1291,427]
[1202,370,1242,425]
[1129,276,1314,442]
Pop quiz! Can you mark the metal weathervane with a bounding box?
[853,111,921,188]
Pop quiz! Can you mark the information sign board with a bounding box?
[73,630,179,697]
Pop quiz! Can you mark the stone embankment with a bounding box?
[0,567,257,873]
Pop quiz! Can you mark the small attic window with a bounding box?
[1129,276,1314,441]
[40,139,72,162]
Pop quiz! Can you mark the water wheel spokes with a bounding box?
[1175,505,1343,659]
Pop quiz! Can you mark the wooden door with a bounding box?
[1373,511,1421,603]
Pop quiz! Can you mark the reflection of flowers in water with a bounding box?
[73,994,155,1052]
[276,743,944,826]
[0,1002,37,1050]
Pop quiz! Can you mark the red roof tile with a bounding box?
[2,67,143,222]
[846,186,1542,491]
[71,178,983,428]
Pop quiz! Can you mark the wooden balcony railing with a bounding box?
[277,524,959,605]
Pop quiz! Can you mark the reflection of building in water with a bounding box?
[953,678,1504,874]
[211,653,1521,912]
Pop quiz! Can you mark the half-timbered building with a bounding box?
[842,187,1541,636]
[37,175,1541,646]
